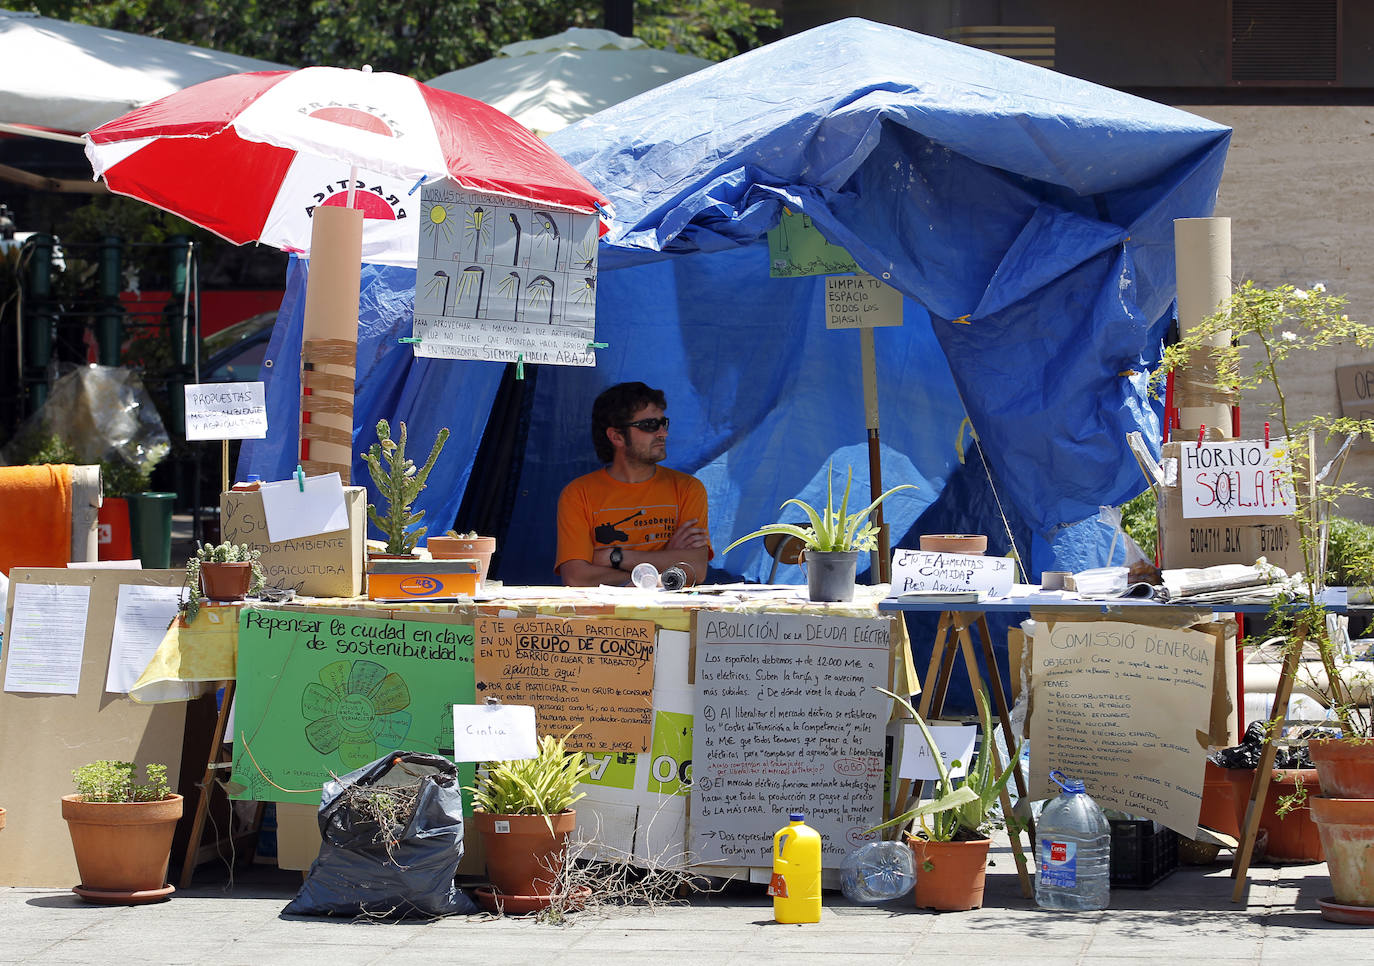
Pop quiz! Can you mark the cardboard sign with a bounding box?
[823,274,903,329]
[889,549,1014,597]
[474,616,656,753]
[898,723,977,780]
[1030,619,1212,836]
[1336,362,1374,411]
[690,613,891,866]
[229,609,476,805]
[183,381,267,440]
[1179,440,1296,519]
[220,486,365,598]
[451,702,537,762]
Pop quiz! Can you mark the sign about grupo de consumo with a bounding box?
[1179,439,1296,519]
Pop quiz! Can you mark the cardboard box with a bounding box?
[220,486,366,598]
[1157,440,1315,576]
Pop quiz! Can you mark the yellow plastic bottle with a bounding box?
[770,812,822,923]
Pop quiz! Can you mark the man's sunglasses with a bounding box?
[621,416,669,433]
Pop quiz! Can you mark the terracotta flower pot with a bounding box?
[61,794,184,904]
[0,806,6,831]
[908,836,991,911]
[199,561,252,601]
[1309,739,1374,799]
[919,534,987,555]
[1309,796,1374,911]
[473,809,576,904]
[426,535,496,583]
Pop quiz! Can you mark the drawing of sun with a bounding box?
[423,204,454,257]
[301,659,412,769]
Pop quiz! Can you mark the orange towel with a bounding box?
[0,464,73,576]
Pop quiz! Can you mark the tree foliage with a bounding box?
[23,0,778,74]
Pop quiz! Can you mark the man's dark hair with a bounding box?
[591,382,666,463]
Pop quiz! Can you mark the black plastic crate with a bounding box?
[1109,819,1178,888]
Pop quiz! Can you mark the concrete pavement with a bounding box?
[0,838,1363,965]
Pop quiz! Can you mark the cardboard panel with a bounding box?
[0,568,186,887]
[220,486,365,598]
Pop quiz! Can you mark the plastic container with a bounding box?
[1109,819,1178,888]
[230,474,262,492]
[127,490,176,568]
[630,562,659,589]
[660,562,697,591]
[771,812,822,923]
[1035,770,1111,911]
[840,840,914,903]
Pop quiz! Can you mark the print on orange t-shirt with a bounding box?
[555,466,709,571]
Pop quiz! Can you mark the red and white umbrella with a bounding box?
[84,66,608,266]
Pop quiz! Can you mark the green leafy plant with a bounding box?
[724,463,915,555]
[1156,281,1374,737]
[71,760,170,803]
[466,731,593,831]
[1118,488,1158,564]
[360,419,450,555]
[867,688,1022,846]
[180,540,264,622]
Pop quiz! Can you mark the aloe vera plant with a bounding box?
[724,462,915,555]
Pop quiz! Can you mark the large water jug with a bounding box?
[770,812,822,923]
[1035,770,1111,911]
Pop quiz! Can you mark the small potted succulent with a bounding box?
[180,540,264,622]
[360,419,450,557]
[426,529,497,583]
[62,760,183,904]
[868,688,1022,911]
[725,463,915,601]
[465,731,592,913]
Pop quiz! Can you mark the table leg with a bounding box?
[179,679,235,889]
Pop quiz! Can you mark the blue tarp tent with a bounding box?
[244,18,1230,598]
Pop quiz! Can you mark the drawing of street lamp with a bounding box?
[526,275,556,324]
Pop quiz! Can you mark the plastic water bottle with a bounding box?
[630,562,659,589]
[1035,770,1111,911]
[840,840,914,903]
[770,812,822,923]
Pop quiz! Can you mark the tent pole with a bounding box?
[860,327,888,582]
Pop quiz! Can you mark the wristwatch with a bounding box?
[609,547,624,570]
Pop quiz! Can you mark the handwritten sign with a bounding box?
[690,613,891,866]
[229,610,475,805]
[898,723,977,781]
[474,616,656,753]
[183,382,267,440]
[824,274,903,329]
[1179,440,1296,519]
[451,703,537,761]
[890,549,1014,596]
[1030,620,1212,835]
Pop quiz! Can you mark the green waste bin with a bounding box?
[128,491,176,569]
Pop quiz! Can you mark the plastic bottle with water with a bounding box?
[840,840,915,903]
[1035,770,1111,911]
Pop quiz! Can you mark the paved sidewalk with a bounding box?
[0,841,1361,965]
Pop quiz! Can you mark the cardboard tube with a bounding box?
[1173,217,1234,439]
[300,205,363,482]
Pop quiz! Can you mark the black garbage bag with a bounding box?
[283,751,478,919]
[1209,721,1335,770]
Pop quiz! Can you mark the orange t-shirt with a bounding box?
[555,467,710,572]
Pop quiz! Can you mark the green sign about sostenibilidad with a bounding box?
[229,609,475,806]
[766,210,859,278]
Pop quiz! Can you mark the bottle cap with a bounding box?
[789,811,804,822]
[247,473,261,482]
[1050,769,1085,794]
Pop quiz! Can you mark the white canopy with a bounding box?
[426,28,710,136]
[0,8,287,135]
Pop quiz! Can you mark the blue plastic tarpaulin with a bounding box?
[245,18,1230,594]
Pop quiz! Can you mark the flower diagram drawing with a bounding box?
[301,659,413,770]
[412,181,600,367]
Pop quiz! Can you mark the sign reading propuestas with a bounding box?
[229,610,475,805]
[183,381,267,440]
[823,274,903,329]
[1030,619,1212,836]
[889,549,1014,597]
[474,616,656,753]
[1179,439,1296,519]
[412,181,599,367]
[690,613,891,866]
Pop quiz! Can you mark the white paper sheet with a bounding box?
[898,723,977,780]
[183,381,268,440]
[105,584,183,694]
[451,703,537,762]
[259,472,348,543]
[3,583,91,694]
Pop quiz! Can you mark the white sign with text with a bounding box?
[1179,439,1296,519]
[183,382,267,440]
[451,703,537,762]
[823,274,903,329]
[898,723,978,780]
[890,549,1014,597]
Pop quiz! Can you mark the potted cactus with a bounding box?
[360,419,450,557]
[179,540,264,622]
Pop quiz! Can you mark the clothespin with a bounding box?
[1265,422,1271,448]
[592,201,610,217]
[1197,425,1205,448]
[587,341,607,351]
[398,336,422,344]
[515,353,524,380]
[407,175,428,196]
[485,695,502,706]
[295,464,305,492]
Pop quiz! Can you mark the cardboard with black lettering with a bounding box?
[220,486,366,598]
[1156,440,1312,574]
